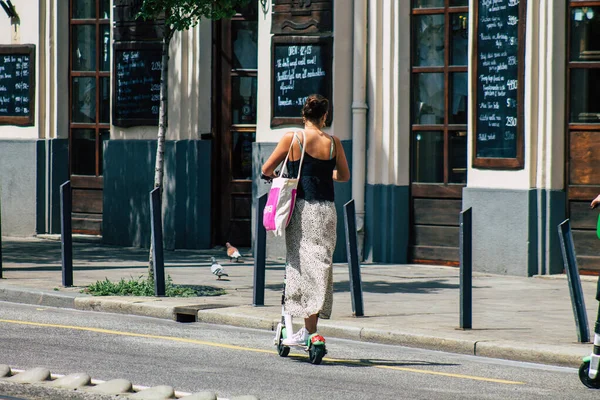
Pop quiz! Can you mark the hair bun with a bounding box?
[302,94,329,123]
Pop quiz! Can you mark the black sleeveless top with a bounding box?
[286,135,336,202]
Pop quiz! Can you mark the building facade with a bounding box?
[0,0,597,276]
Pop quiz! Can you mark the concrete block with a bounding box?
[51,372,91,389]
[130,385,175,399]
[8,367,50,383]
[0,365,10,377]
[88,378,132,394]
[181,392,217,400]
[230,396,260,400]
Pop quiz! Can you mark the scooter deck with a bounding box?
[282,343,312,351]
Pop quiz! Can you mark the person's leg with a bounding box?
[304,314,319,334]
[282,314,317,346]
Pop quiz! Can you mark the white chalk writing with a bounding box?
[0,54,32,117]
[476,0,521,157]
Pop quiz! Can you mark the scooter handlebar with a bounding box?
[260,173,273,183]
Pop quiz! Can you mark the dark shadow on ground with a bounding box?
[265,279,463,294]
[0,239,260,267]
[335,279,460,294]
[284,354,459,368]
[3,264,247,272]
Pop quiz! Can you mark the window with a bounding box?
[411,1,468,188]
[566,2,600,273]
[567,2,600,192]
[229,7,258,180]
[69,0,110,176]
[569,5,600,124]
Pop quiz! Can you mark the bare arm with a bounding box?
[261,132,295,178]
[332,136,350,182]
[591,194,600,209]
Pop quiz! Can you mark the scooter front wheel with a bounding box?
[309,344,326,365]
[579,361,600,389]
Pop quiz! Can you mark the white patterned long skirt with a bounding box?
[284,198,337,319]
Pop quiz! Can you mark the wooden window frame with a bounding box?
[471,0,526,169]
[566,1,600,132]
[411,3,468,197]
[0,44,36,126]
[212,7,258,246]
[224,13,259,183]
[69,0,110,178]
[566,1,600,202]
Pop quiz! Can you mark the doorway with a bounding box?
[410,1,469,265]
[213,3,258,247]
[566,2,600,272]
[68,0,110,235]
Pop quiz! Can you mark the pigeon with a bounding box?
[210,257,228,280]
[226,242,242,262]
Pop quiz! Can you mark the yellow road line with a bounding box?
[0,318,524,385]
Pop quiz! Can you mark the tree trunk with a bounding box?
[149,24,173,280]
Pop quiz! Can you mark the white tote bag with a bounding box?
[263,131,306,237]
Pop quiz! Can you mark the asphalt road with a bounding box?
[0,301,598,400]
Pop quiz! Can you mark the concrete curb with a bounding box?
[74,297,175,320]
[358,327,476,355]
[474,340,586,368]
[0,286,590,369]
[196,310,277,331]
[196,308,476,356]
[195,308,588,368]
[0,286,77,309]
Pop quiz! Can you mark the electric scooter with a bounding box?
[261,173,327,364]
[580,206,600,388]
[579,275,600,388]
[272,275,327,365]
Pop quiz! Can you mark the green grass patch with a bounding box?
[83,275,225,297]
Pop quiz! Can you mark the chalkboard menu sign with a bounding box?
[473,0,526,169]
[113,42,162,127]
[271,36,332,127]
[0,45,35,126]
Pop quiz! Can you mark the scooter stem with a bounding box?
[588,277,600,379]
[284,312,293,335]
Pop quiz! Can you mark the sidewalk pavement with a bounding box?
[0,235,597,368]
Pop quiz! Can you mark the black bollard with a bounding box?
[60,181,73,287]
[558,219,590,343]
[149,187,165,297]
[253,193,267,306]
[459,207,472,329]
[344,199,364,317]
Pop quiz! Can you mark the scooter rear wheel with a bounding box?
[579,360,600,389]
[309,345,326,365]
[277,342,290,357]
